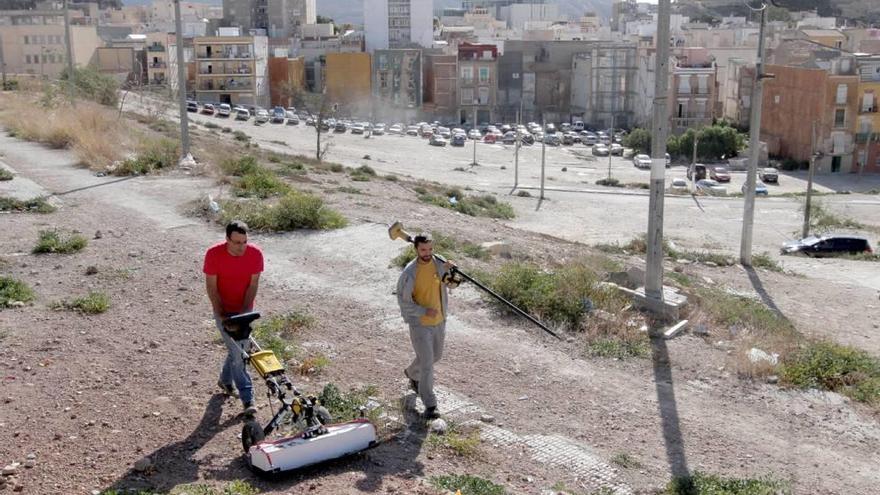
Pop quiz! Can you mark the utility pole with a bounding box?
[513,107,521,191]
[803,121,818,238]
[173,0,190,158]
[540,116,546,200]
[471,106,478,166]
[0,35,6,89]
[608,111,615,180]
[739,2,769,266]
[63,0,75,104]
[644,0,672,303]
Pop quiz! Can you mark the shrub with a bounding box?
[65,291,110,314]
[318,383,381,423]
[0,277,35,307]
[596,177,622,187]
[220,192,347,232]
[515,190,532,197]
[33,230,88,254]
[252,318,298,362]
[418,189,515,219]
[0,196,56,213]
[780,341,880,405]
[203,121,220,129]
[0,168,14,181]
[60,65,119,106]
[694,287,796,339]
[664,471,791,495]
[587,338,649,359]
[429,474,506,495]
[391,230,489,268]
[234,168,291,198]
[622,128,651,154]
[232,130,250,142]
[113,138,179,176]
[220,156,260,176]
[427,423,482,457]
[751,252,783,272]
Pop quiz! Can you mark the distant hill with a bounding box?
[675,0,880,26]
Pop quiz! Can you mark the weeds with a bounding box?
[350,165,377,182]
[481,261,629,330]
[161,480,260,495]
[587,338,649,359]
[515,190,532,197]
[427,422,482,457]
[256,311,315,338]
[429,474,506,495]
[780,340,880,405]
[33,230,88,254]
[751,252,783,272]
[0,196,56,213]
[318,383,381,423]
[610,452,642,469]
[297,352,331,375]
[806,201,864,232]
[663,471,791,495]
[666,271,693,287]
[251,311,314,362]
[54,291,110,314]
[0,168,12,181]
[233,168,291,198]
[596,178,622,187]
[596,235,736,266]
[220,191,346,232]
[390,230,489,267]
[0,277,35,307]
[384,174,398,181]
[337,186,362,194]
[233,130,250,142]
[113,137,179,176]
[694,287,796,340]
[418,187,515,219]
[220,156,260,176]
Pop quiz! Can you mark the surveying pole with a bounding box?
[644,0,672,303]
[739,3,769,266]
[173,0,191,158]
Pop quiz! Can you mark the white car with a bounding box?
[670,178,688,194]
[254,108,270,124]
[234,108,250,121]
[609,143,624,156]
[406,125,420,136]
[350,123,365,134]
[696,179,727,196]
[217,103,232,117]
[388,124,403,135]
[633,154,652,169]
[468,129,482,140]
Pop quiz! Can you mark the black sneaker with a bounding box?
[242,402,257,415]
[424,406,440,420]
[217,380,236,397]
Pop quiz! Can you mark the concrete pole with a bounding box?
[540,117,546,200]
[608,111,614,180]
[0,35,6,89]
[513,108,520,191]
[63,0,75,104]
[174,0,191,158]
[644,0,671,302]
[739,5,767,266]
[472,106,478,166]
[803,121,817,238]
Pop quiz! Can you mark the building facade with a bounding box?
[363,0,433,53]
[423,53,458,121]
[325,52,373,116]
[222,0,316,38]
[193,35,269,107]
[372,48,422,121]
[457,42,498,125]
[0,9,100,78]
[570,42,637,129]
[855,55,880,173]
[670,50,717,134]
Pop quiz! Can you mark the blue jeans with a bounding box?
[215,316,254,405]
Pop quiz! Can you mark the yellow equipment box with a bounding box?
[250,350,285,376]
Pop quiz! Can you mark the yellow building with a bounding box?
[801,29,846,49]
[324,52,372,115]
[0,9,101,78]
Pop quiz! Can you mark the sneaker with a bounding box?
[217,380,236,397]
[424,406,440,420]
[242,401,257,416]
[404,370,418,394]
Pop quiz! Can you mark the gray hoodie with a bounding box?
[396,257,450,327]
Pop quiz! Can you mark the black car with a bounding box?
[781,235,872,257]
[186,100,198,112]
[451,134,467,146]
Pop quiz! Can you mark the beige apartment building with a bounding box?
[193,35,269,107]
[0,9,101,78]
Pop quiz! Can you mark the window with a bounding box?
[697,75,708,94]
[834,108,846,128]
[25,55,31,64]
[678,75,690,94]
[461,66,473,83]
[23,35,29,44]
[478,86,489,105]
[461,87,474,105]
[863,93,875,113]
[836,84,847,105]
[479,67,489,83]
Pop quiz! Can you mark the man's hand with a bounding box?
[443,260,456,271]
[425,308,439,317]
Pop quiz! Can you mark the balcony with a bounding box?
[198,63,253,76]
[197,80,253,92]
[672,115,712,128]
[147,43,165,52]
[860,106,878,114]
[196,50,253,60]
[149,62,166,69]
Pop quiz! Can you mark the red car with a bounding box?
[710,166,730,182]
[483,133,497,144]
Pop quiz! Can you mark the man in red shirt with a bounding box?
[203,220,264,414]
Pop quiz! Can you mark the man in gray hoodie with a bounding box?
[397,233,454,420]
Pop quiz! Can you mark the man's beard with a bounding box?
[419,255,432,262]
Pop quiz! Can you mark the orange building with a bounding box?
[324,52,372,115]
[269,56,305,107]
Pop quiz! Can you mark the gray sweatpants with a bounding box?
[405,322,446,409]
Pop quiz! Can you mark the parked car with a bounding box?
[186,100,199,112]
[545,123,556,134]
[573,121,585,132]
[633,154,651,168]
[561,133,575,145]
[582,132,598,146]
[216,103,231,117]
[502,131,517,145]
[483,133,497,144]
[781,235,872,257]
[406,125,420,136]
[544,134,561,146]
[610,143,624,156]
[201,103,215,115]
[742,181,769,196]
[388,124,403,135]
[759,167,779,183]
[351,123,366,134]
[451,133,467,147]
[285,111,299,125]
[468,129,482,140]
[687,163,708,181]
[670,178,688,194]
[695,179,727,196]
[520,133,535,145]
[429,134,447,147]
[372,123,386,135]
[437,126,451,139]
[710,165,731,182]
[235,108,250,121]
[592,144,609,156]
[254,108,270,124]
[269,106,284,123]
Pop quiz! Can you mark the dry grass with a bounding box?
[0,94,131,169]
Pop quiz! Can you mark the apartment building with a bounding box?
[0,9,100,78]
[457,42,498,125]
[363,0,433,52]
[372,48,422,121]
[855,54,880,173]
[222,0,316,38]
[193,34,269,107]
[670,49,717,134]
[324,52,372,115]
[570,42,637,129]
[423,54,458,121]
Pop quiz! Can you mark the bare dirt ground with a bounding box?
[1,122,880,495]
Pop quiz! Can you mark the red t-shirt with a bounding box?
[203,242,264,314]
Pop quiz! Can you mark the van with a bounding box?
[573,121,585,132]
[687,163,707,181]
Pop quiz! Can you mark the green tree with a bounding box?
[674,125,745,161]
[622,128,651,154]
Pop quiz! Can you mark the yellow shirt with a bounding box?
[413,260,444,326]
